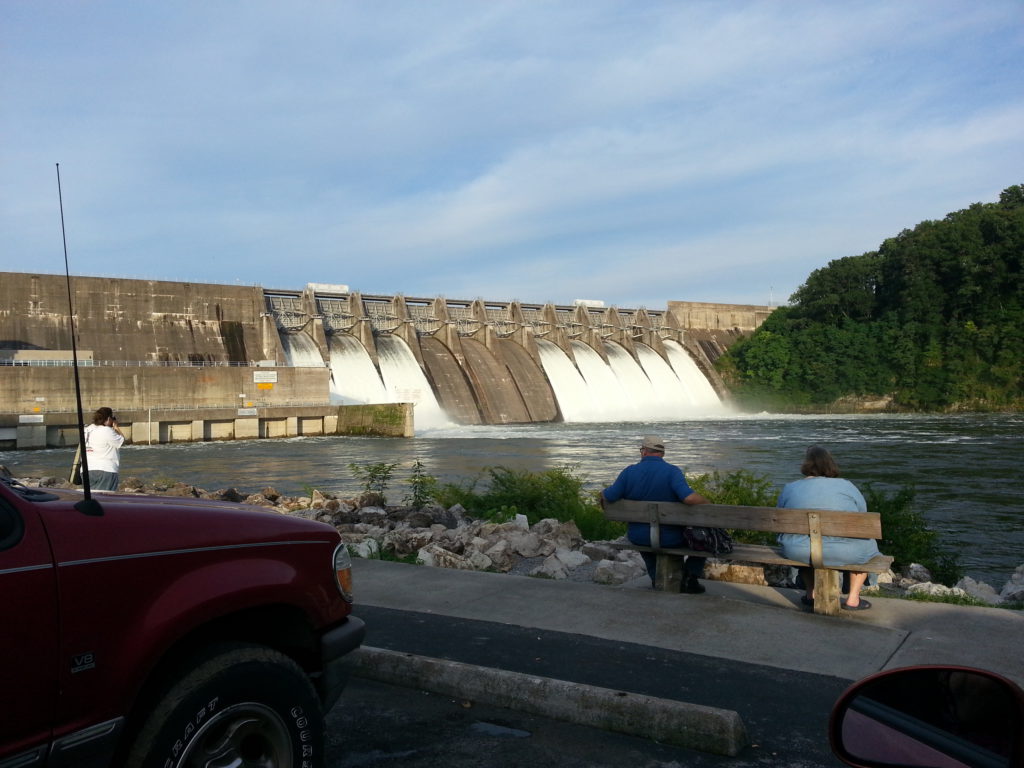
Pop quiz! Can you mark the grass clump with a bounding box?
[435,465,625,542]
[895,592,1022,610]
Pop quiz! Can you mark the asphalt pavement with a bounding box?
[328,558,1023,766]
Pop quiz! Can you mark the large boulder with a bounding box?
[383,527,436,556]
[954,576,1002,605]
[999,564,1024,602]
[243,493,277,508]
[529,554,569,580]
[582,542,620,561]
[342,537,381,559]
[532,519,584,553]
[593,557,646,585]
[903,563,933,582]
[417,543,490,571]
[483,539,515,572]
[552,547,591,570]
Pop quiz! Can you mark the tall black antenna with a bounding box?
[56,163,102,516]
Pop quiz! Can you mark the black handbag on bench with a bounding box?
[681,526,734,555]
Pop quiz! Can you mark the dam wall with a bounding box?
[668,301,774,365]
[1,272,772,447]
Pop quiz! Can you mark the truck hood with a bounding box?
[31,487,340,564]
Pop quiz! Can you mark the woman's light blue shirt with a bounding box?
[777,476,880,567]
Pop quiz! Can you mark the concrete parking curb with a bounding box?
[353,646,749,757]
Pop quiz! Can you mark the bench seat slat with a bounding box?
[608,542,894,574]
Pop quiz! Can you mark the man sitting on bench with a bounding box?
[601,435,711,594]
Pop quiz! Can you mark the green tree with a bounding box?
[719,185,1024,411]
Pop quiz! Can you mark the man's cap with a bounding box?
[641,435,665,452]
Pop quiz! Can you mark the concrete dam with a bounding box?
[0,272,771,445]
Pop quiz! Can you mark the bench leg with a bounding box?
[813,569,841,616]
[654,554,684,593]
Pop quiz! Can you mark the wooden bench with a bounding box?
[603,500,893,616]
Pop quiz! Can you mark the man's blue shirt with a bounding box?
[603,455,694,503]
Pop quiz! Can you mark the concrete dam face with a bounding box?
[270,291,725,427]
[0,273,748,429]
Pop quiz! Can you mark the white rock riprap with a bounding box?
[954,576,1004,605]
[1000,565,1024,602]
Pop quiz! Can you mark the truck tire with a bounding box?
[124,643,323,768]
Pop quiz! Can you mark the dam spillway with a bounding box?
[274,289,725,426]
[0,273,771,438]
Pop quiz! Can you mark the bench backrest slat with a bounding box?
[604,500,882,539]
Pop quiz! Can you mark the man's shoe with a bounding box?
[682,577,706,594]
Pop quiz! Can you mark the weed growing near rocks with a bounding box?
[895,591,1023,610]
[348,461,398,496]
[403,459,437,510]
[434,465,625,542]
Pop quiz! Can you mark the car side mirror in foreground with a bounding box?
[829,666,1024,768]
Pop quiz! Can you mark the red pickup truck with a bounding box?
[0,471,365,768]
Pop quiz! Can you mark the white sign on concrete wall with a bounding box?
[19,414,45,423]
[237,408,258,416]
[253,371,278,384]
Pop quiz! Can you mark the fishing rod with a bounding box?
[57,163,103,516]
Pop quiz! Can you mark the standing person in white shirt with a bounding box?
[83,406,125,491]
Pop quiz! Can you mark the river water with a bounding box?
[3,412,1021,588]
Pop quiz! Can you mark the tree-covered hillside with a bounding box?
[720,185,1024,411]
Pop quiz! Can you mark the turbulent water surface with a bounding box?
[3,412,1021,587]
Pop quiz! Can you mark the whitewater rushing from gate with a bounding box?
[375,336,454,429]
[534,339,727,423]
[328,335,389,405]
[282,326,726,426]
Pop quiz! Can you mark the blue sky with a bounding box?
[2,1,1022,309]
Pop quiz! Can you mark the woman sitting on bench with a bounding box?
[777,445,882,612]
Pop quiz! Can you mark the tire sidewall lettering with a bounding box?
[130,647,322,768]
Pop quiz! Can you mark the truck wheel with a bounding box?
[124,643,323,768]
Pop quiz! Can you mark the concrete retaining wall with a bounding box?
[0,364,329,415]
[2,403,413,450]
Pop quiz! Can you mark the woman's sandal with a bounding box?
[842,599,872,611]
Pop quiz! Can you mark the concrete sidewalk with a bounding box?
[352,558,1024,687]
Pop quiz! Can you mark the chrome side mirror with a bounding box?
[829,666,1024,768]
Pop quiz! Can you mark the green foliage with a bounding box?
[896,592,1022,611]
[863,484,963,586]
[403,459,437,509]
[347,461,398,497]
[688,469,778,506]
[438,465,626,542]
[433,475,484,510]
[720,185,1024,411]
[688,469,780,545]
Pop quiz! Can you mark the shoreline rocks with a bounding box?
[8,471,1023,606]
